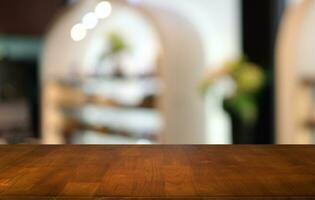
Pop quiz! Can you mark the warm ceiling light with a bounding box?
[70,24,87,41]
[95,1,112,19]
[82,12,98,30]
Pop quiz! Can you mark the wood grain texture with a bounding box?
[0,145,315,199]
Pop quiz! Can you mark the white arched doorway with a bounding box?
[42,0,239,144]
[276,0,315,144]
[141,5,206,143]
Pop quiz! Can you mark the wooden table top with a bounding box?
[0,145,315,199]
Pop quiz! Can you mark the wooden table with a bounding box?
[0,145,315,199]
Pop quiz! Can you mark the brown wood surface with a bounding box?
[0,145,315,199]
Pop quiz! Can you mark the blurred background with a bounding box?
[0,0,313,144]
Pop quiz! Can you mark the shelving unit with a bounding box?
[45,75,163,144]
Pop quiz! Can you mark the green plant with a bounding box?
[99,32,128,61]
[108,32,127,54]
[202,57,265,124]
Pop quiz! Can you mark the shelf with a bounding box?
[305,119,315,129]
[62,117,159,141]
[70,130,156,144]
[56,77,161,107]
[302,77,315,87]
[62,105,162,135]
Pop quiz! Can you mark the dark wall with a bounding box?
[0,0,66,139]
[0,0,65,35]
[242,0,286,144]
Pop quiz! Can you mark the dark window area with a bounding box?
[242,0,286,144]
